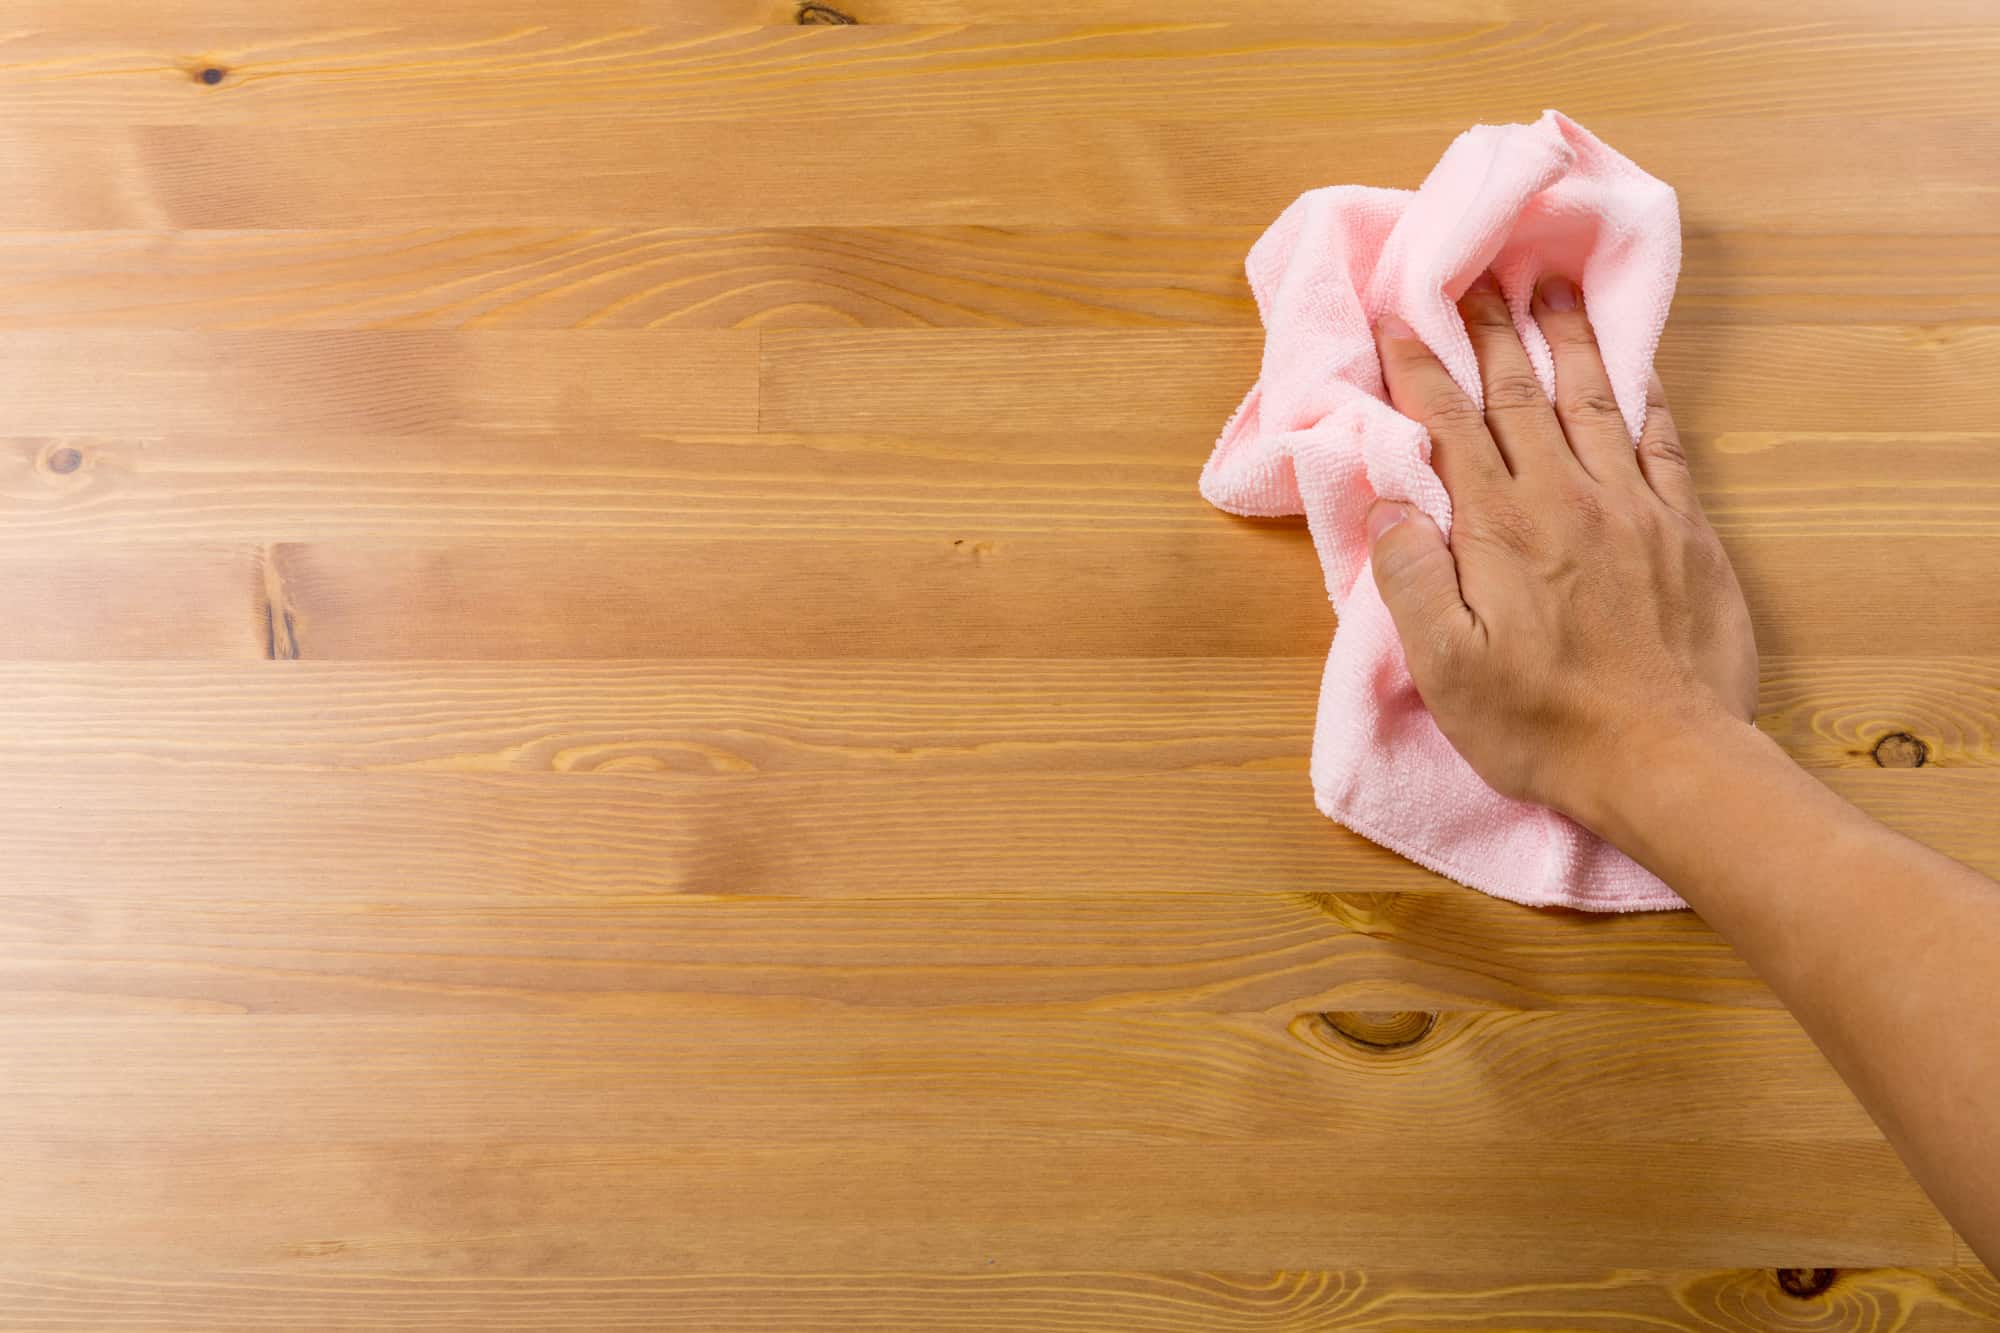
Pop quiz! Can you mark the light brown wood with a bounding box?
[0,331,756,433]
[4,22,1997,126]
[0,532,1994,657]
[4,765,1996,903]
[0,1265,1993,1331]
[0,230,1991,329]
[0,660,1989,770]
[0,1139,1950,1271]
[6,0,1998,1324]
[757,325,2000,435]
[0,867,1772,1015]
[8,0,1995,25]
[3,117,1994,231]
[7,428,1997,543]
[0,1008,1884,1142]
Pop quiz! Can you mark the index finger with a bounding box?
[1376,314,1510,496]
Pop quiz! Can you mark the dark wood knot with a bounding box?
[1774,1268,1836,1299]
[45,446,83,475]
[1870,732,1929,768]
[1319,1010,1436,1051]
[796,2,857,21]
[199,66,226,85]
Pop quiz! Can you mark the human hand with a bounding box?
[1366,274,1758,827]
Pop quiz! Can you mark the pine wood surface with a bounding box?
[3,1,1997,1326]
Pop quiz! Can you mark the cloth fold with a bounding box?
[1201,110,1684,911]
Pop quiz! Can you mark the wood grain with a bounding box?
[5,427,1994,547]
[3,116,1993,230]
[6,766,1999,904]
[0,1139,1949,1272]
[3,1265,1995,1333]
[0,532,1991,657]
[0,659,1987,771]
[0,1007,1878,1143]
[758,326,2000,436]
[0,331,755,434]
[0,543,268,658]
[0,227,1259,331]
[4,23,1997,127]
[5,0,1991,25]
[6,0,1997,1319]
[0,1265,1992,1333]
[0,230,1992,330]
[0,879,1766,1016]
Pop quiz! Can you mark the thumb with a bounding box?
[1367,501,1474,664]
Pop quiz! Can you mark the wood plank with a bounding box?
[7,427,1993,547]
[4,767,1998,907]
[266,532,1330,658]
[6,0,1991,26]
[0,0,780,27]
[758,326,2000,437]
[1721,536,2000,659]
[1694,432,2000,539]
[0,882,1765,1017]
[842,0,2000,18]
[0,660,1322,773]
[0,227,1257,331]
[1,117,1991,230]
[4,23,1997,128]
[0,1009,1877,1144]
[0,1138,1948,1271]
[0,230,1990,330]
[852,0,2000,18]
[0,332,755,435]
[1675,234,2000,326]
[1757,656,2000,766]
[0,544,267,659]
[2,1264,1995,1332]
[0,530,1985,658]
[0,659,1985,772]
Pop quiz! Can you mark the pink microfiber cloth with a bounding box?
[1201,110,1684,911]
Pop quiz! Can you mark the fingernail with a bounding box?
[1367,501,1407,544]
[1378,314,1414,340]
[1467,270,1498,294]
[1539,275,1578,311]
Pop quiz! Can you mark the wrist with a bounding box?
[1560,700,1770,852]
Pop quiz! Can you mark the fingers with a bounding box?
[1531,276,1643,486]
[1636,370,1702,517]
[1375,315,1508,495]
[1367,500,1479,680]
[1456,272,1578,480]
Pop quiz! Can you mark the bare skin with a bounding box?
[1367,272,2000,1270]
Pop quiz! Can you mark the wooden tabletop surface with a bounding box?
[4,1,1999,1327]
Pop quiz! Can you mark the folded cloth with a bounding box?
[1200,110,1684,911]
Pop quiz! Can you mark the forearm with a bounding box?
[1579,714,2000,1266]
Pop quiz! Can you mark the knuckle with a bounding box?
[1688,528,1732,577]
[1419,389,1484,435]
[1626,499,1665,538]
[1565,488,1610,530]
[1483,371,1548,414]
[1563,388,1624,422]
[1640,424,1690,469]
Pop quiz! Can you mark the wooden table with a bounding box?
[4,1,1998,1326]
